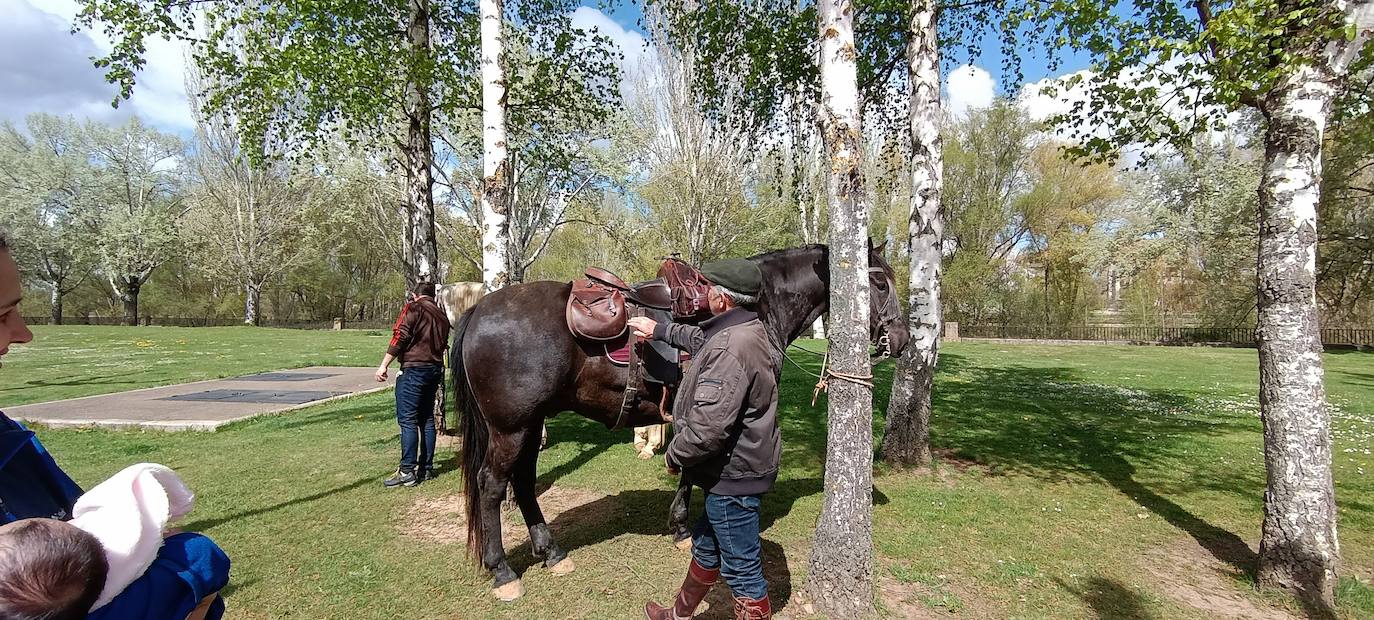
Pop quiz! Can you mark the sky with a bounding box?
[0,0,1095,136]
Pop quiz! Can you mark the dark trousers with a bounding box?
[691,492,767,599]
[396,364,442,472]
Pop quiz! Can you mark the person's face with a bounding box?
[0,249,33,365]
[708,288,729,315]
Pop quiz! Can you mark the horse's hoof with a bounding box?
[548,557,576,576]
[674,537,692,552]
[492,579,525,602]
[637,450,654,460]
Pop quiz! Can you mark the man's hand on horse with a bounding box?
[628,317,657,341]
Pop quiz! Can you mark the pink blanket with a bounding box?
[69,463,196,610]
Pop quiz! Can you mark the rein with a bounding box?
[771,335,894,408]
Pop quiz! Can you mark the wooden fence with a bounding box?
[958,324,1374,347]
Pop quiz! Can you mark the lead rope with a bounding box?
[770,337,881,408]
[809,350,876,406]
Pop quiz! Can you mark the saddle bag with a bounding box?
[566,278,627,342]
[657,257,713,322]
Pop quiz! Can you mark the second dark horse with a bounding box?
[450,243,911,600]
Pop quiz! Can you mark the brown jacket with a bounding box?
[653,308,781,495]
[386,297,450,367]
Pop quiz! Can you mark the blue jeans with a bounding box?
[692,493,767,600]
[396,364,442,472]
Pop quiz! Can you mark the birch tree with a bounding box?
[806,1,877,616]
[87,117,186,325]
[75,0,617,292]
[186,67,315,325]
[1037,0,1374,611]
[478,0,511,291]
[630,6,758,264]
[0,115,100,324]
[882,0,942,467]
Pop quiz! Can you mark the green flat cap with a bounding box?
[701,258,762,295]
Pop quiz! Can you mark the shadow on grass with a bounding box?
[0,369,145,393]
[504,478,817,615]
[898,353,1260,576]
[180,476,374,532]
[1056,576,1157,619]
[538,414,619,489]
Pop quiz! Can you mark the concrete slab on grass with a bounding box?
[6,367,393,431]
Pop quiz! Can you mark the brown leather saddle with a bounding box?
[564,259,715,428]
[566,267,677,342]
[657,256,713,322]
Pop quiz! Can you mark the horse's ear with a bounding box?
[872,238,887,254]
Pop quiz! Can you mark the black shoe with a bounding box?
[420,468,437,482]
[384,468,418,488]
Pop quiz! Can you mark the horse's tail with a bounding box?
[450,307,487,558]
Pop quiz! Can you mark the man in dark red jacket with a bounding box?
[376,282,451,488]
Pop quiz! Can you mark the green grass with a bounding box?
[0,326,389,406]
[5,328,1373,618]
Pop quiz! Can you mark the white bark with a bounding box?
[805,1,875,617]
[1252,1,1371,611]
[1256,69,1340,614]
[882,0,942,467]
[811,316,826,339]
[479,0,511,291]
[403,0,438,287]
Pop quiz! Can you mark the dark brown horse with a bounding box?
[450,243,909,599]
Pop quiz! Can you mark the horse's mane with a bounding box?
[747,244,827,266]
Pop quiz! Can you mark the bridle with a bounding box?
[868,266,902,358]
[774,265,906,405]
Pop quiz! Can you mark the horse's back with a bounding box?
[461,280,579,428]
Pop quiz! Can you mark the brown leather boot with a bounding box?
[644,559,719,620]
[732,595,771,620]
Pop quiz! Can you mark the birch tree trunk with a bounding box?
[244,282,261,326]
[403,0,439,289]
[50,286,63,325]
[479,0,511,292]
[805,1,875,617]
[1252,3,1371,611]
[115,277,140,326]
[882,0,942,467]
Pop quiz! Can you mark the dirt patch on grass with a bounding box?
[932,448,985,474]
[874,575,964,618]
[400,485,606,548]
[1143,538,1299,620]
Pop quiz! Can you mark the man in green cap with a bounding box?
[628,258,779,620]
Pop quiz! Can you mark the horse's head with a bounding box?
[867,240,909,358]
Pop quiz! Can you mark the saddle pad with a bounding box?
[606,341,632,365]
[591,309,682,386]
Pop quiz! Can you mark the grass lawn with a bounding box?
[0,326,391,406]
[5,326,1373,618]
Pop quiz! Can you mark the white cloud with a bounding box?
[0,0,192,133]
[1017,70,1093,124]
[569,6,650,103]
[1015,59,1246,163]
[945,64,995,116]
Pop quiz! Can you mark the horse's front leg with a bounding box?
[668,477,693,550]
